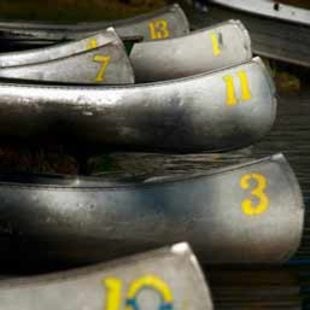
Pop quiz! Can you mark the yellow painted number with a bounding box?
[240,173,269,216]
[86,38,111,82]
[93,55,111,83]
[210,32,221,56]
[149,19,170,40]
[103,275,174,310]
[87,38,99,50]
[223,70,252,106]
[104,278,122,310]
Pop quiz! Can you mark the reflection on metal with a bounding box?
[0,4,190,51]
[130,20,252,82]
[0,153,304,268]
[0,57,276,152]
[209,0,310,27]
[0,243,213,310]
[0,28,134,84]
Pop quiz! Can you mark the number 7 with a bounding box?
[93,55,111,83]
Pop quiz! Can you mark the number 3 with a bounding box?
[240,173,269,216]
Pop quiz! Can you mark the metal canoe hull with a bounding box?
[0,4,190,51]
[0,154,304,266]
[130,20,252,82]
[0,57,276,152]
[208,0,310,27]
[0,243,213,309]
[186,1,310,67]
[0,28,134,84]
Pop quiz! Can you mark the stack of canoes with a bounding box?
[0,3,307,309]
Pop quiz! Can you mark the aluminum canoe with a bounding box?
[0,243,213,310]
[0,4,190,51]
[0,28,134,84]
[0,153,304,267]
[208,0,310,27]
[130,19,252,82]
[186,0,310,67]
[0,57,276,152]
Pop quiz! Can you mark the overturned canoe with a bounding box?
[0,4,189,51]
[130,19,252,82]
[0,57,276,152]
[0,153,304,269]
[0,28,134,84]
[0,243,213,309]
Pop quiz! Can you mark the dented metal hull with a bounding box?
[130,20,252,82]
[0,4,190,51]
[0,28,134,84]
[0,154,304,267]
[0,243,213,309]
[0,58,276,152]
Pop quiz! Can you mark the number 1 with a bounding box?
[210,32,221,56]
[103,278,122,310]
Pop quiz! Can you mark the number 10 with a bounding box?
[103,275,174,310]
